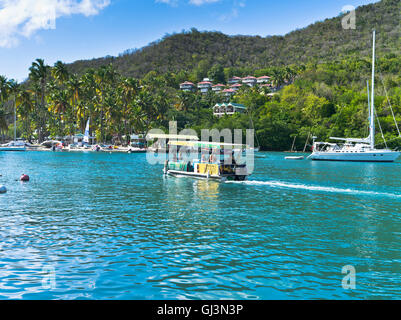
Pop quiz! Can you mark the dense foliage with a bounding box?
[67,0,400,79]
[0,0,400,151]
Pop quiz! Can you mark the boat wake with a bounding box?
[226,180,401,199]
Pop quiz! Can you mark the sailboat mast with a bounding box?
[14,95,16,141]
[370,30,376,149]
[367,81,370,129]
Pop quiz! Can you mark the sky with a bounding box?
[0,0,380,81]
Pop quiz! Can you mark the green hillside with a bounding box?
[1,0,400,150]
[67,0,400,79]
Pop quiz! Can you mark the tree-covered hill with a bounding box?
[67,0,400,79]
[1,0,400,150]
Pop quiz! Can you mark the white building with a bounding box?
[179,81,195,92]
[197,80,213,93]
[222,88,236,97]
[228,76,242,85]
[257,76,271,84]
[213,102,247,117]
[242,76,257,87]
[230,83,242,91]
[212,84,225,93]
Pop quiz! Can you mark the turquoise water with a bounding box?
[1,151,401,300]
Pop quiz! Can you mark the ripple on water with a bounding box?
[1,152,401,299]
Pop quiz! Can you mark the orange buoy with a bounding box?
[20,174,30,182]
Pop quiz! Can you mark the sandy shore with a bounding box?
[25,146,147,153]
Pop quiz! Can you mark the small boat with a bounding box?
[127,134,147,153]
[52,142,64,152]
[92,145,102,152]
[285,156,304,160]
[0,141,26,152]
[127,147,147,153]
[41,140,62,148]
[0,99,26,152]
[66,119,94,152]
[66,140,92,152]
[164,140,250,181]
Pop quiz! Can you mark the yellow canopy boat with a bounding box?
[163,140,250,181]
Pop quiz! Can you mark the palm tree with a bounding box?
[0,75,9,101]
[119,77,140,141]
[79,69,96,137]
[29,59,50,142]
[16,89,34,141]
[176,90,194,113]
[134,88,156,138]
[52,61,69,85]
[0,109,8,142]
[0,77,20,142]
[7,79,20,141]
[94,64,118,143]
[67,74,82,135]
[0,76,9,142]
[270,68,285,89]
[104,92,120,143]
[47,83,70,137]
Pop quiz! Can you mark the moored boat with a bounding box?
[0,96,26,152]
[285,156,304,160]
[308,30,400,163]
[0,140,26,152]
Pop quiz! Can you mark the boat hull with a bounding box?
[166,170,247,181]
[0,146,26,152]
[308,150,400,162]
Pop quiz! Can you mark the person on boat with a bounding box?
[227,151,236,165]
[209,153,216,163]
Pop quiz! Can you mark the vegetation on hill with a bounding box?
[67,0,400,80]
[0,0,400,151]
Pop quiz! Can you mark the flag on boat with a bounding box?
[84,118,90,143]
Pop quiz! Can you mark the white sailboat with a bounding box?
[0,96,25,152]
[67,118,91,151]
[308,30,399,163]
[83,118,90,144]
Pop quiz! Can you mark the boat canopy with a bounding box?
[130,134,145,140]
[146,133,199,141]
[168,140,245,149]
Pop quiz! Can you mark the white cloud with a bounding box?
[156,0,245,22]
[219,0,245,22]
[0,0,110,48]
[156,0,221,6]
[155,0,178,6]
[189,0,220,5]
[219,7,238,22]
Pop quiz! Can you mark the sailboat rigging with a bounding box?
[0,95,25,151]
[308,30,400,162]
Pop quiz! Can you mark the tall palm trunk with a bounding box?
[39,81,45,142]
[100,106,104,143]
